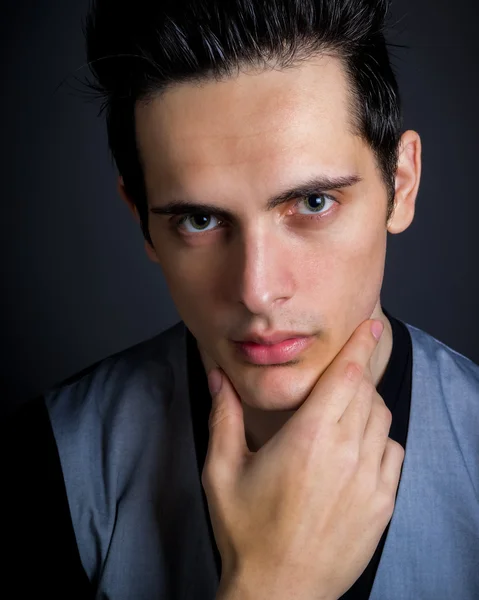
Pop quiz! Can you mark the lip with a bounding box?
[234,336,314,365]
[234,331,311,345]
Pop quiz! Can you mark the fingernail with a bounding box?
[207,368,223,397]
[371,320,384,341]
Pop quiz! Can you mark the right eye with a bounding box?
[175,213,222,234]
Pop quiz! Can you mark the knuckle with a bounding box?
[201,463,213,491]
[201,467,223,504]
[388,437,406,460]
[376,488,396,519]
[344,360,364,383]
[382,406,393,428]
[362,326,377,349]
[208,405,230,430]
[374,397,392,425]
[201,456,226,494]
[359,377,375,396]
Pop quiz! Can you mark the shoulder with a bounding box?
[39,321,190,581]
[43,320,189,497]
[405,321,479,389]
[405,321,479,468]
[404,322,479,504]
[45,319,187,425]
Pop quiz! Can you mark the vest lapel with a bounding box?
[370,324,479,599]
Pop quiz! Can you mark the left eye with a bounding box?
[295,193,335,215]
[177,213,221,233]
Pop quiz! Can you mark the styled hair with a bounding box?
[84,0,402,246]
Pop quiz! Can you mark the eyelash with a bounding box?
[172,192,338,234]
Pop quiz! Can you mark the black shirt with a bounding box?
[187,307,413,600]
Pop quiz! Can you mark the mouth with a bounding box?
[233,336,314,365]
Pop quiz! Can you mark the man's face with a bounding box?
[135,56,397,411]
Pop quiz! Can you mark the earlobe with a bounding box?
[144,239,160,264]
[387,130,422,235]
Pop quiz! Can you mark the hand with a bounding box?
[202,319,405,600]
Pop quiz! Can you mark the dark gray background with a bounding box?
[1,0,478,413]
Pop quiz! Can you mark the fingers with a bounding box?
[379,438,405,497]
[292,319,384,428]
[338,375,374,442]
[202,368,249,490]
[360,391,392,467]
[336,320,384,383]
[359,391,404,496]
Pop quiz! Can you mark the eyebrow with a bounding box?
[149,173,362,220]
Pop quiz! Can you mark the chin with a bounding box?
[232,365,316,412]
[243,395,305,412]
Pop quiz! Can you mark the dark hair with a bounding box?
[85,0,402,246]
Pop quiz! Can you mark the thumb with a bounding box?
[206,368,248,475]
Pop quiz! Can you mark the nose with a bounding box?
[232,226,294,315]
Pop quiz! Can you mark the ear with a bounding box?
[117,175,160,264]
[118,175,139,221]
[387,130,422,234]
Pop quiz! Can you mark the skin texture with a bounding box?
[120,54,421,450]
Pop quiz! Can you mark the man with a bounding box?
[3,0,479,599]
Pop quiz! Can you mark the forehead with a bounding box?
[135,55,367,197]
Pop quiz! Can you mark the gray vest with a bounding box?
[45,320,479,599]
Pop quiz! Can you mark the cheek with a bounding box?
[154,245,218,323]
[302,219,387,313]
